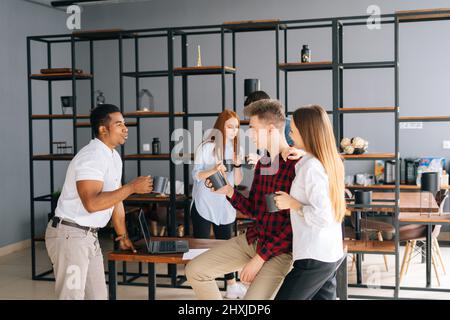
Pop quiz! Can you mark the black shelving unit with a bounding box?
[27,8,450,298]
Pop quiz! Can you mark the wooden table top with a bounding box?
[399,212,450,224]
[108,237,225,264]
[346,191,439,213]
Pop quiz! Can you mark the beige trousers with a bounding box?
[45,221,107,300]
[185,233,292,300]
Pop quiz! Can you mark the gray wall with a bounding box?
[4,0,450,247]
[0,0,68,247]
[77,0,450,184]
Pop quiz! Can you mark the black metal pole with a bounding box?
[356,211,362,284]
[135,36,142,176]
[89,40,95,139]
[221,26,226,110]
[47,43,54,196]
[71,35,77,153]
[118,34,125,181]
[167,29,176,237]
[108,260,117,300]
[232,31,236,112]
[332,19,340,146]
[338,21,344,141]
[182,34,190,236]
[27,37,37,280]
[284,28,288,115]
[394,15,400,299]
[89,41,95,109]
[168,28,179,286]
[148,263,156,300]
[275,24,280,99]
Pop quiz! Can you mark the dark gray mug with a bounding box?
[153,176,169,194]
[265,193,280,213]
[207,171,227,190]
[223,159,234,172]
[354,190,372,205]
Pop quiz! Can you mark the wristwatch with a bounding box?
[115,233,128,242]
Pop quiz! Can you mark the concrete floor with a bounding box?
[1,238,450,300]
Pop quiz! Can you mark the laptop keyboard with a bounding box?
[159,241,176,252]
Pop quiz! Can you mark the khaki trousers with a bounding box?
[185,234,292,300]
[45,221,107,300]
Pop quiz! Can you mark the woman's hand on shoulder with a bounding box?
[282,147,306,161]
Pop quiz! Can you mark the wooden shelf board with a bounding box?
[279,61,332,71]
[397,8,450,22]
[32,114,90,119]
[124,154,171,160]
[345,184,450,190]
[75,121,137,128]
[73,29,136,40]
[123,111,185,118]
[30,73,92,81]
[223,19,287,32]
[125,194,189,203]
[33,154,74,161]
[124,154,194,160]
[341,61,396,69]
[399,212,450,224]
[173,66,236,75]
[344,239,395,254]
[346,184,419,190]
[34,236,45,242]
[399,116,450,122]
[341,153,395,160]
[338,107,396,113]
[122,70,168,78]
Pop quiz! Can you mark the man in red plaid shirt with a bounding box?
[186,99,300,299]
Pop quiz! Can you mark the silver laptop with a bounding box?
[138,209,189,254]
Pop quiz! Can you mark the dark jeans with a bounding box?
[275,258,338,300]
[191,202,235,281]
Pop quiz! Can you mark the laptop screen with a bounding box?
[138,209,152,251]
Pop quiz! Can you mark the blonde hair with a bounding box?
[292,105,346,222]
[243,99,285,130]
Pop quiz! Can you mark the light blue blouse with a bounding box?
[191,141,237,225]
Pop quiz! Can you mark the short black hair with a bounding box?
[90,104,121,137]
[244,90,270,107]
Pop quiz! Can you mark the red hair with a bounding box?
[203,109,240,160]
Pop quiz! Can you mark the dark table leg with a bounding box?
[148,262,156,300]
[336,255,348,300]
[108,260,117,300]
[122,261,127,283]
[169,264,177,287]
[426,224,432,287]
[355,211,362,284]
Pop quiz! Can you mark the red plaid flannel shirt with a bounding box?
[227,154,299,261]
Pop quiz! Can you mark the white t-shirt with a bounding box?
[54,138,122,228]
[289,153,344,263]
[191,141,238,225]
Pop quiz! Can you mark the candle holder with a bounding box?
[60,96,73,115]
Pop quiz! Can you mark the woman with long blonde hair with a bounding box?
[273,105,345,300]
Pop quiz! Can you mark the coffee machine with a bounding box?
[404,158,420,185]
[384,159,401,185]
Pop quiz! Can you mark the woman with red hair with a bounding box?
[191,109,246,299]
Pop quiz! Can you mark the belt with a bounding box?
[51,216,99,234]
